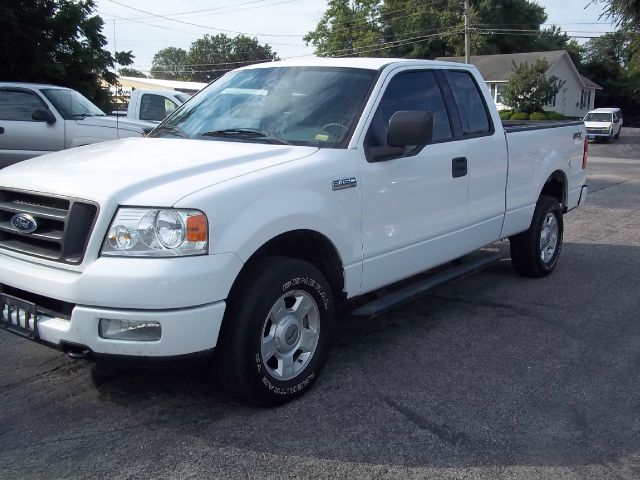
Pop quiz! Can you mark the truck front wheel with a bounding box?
[215,257,334,406]
[509,195,563,277]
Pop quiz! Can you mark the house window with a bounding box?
[496,84,506,104]
[489,83,496,101]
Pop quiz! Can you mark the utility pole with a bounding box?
[464,0,471,64]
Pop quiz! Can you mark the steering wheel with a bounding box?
[320,123,349,140]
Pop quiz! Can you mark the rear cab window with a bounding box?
[445,70,493,137]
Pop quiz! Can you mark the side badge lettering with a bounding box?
[332,177,357,191]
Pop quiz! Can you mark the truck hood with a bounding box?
[79,115,156,133]
[0,137,318,206]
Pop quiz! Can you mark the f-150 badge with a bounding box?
[332,177,357,191]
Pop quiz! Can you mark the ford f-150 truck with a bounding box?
[0,83,155,168]
[0,58,588,406]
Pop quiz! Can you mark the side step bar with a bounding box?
[350,253,501,319]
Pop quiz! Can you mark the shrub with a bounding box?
[510,112,529,120]
[529,111,547,120]
[544,110,565,120]
[499,110,513,120]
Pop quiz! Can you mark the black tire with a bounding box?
[214,256,334,406]
[615,128,621,139]
[509,195,563,277]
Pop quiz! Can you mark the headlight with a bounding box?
[101,208,208,257]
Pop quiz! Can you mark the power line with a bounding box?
[121,0,284,21]
[105,0,304,37]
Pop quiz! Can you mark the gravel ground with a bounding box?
[1,129,639,480]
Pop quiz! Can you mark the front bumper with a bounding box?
[586,130,611,139]
[0,251,244,357]
[1,300,226,357]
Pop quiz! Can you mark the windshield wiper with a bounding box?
[201,128,290,145]
[149,125,187,138]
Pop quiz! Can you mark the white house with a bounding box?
[436,50,602,118]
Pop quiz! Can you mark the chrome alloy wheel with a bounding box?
[540,212,559,264]
[261,290,320,381]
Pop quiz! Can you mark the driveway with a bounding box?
[1,130,640,479]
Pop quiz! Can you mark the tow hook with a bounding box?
[66,346,90,359]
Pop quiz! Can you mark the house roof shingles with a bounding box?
[435,50,602,89]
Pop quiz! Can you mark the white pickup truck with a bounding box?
[0,58,587,406]
[0,83,155,168]
[122,89,191,123]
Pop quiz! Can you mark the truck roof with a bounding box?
[239,57,476,71]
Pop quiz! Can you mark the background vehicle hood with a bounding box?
[0,137,318,206]
[80,116,156,132]
[584,121,612,128]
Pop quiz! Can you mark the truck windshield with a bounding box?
[41,89,106,119]
[149,66,376,147]
[584,112,612,122]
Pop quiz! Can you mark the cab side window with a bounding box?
[446,71,492,136]
[140,94,177,121]
[0,90,45,121]
[366,70,452,150]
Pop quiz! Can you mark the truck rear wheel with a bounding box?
[509,195,563,277]
[215,257,334,406]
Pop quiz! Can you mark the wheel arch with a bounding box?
[228,229,346,305]
[540,169,568,212]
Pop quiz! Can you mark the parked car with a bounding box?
[0,58,588,406]
[583,107,623,142]
[123,89,191,123]
[0,83,155,168]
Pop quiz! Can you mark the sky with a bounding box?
[94,0,618,75]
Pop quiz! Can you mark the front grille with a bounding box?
[586,128,609,134]
[0,189,98,264]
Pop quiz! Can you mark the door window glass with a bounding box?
[0,90,44,121]
[367,70,451,147]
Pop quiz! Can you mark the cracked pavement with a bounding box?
[1,129,640,479]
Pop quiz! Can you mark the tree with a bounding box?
[0,0,134,110]
[118,67,147,78]
[305,0,555,59]
[304,0,383,57]
[150,47,189,80]
[534,26,583,67]
[186,34,278,82]
[150,35,278,82]
[502,59,565,113]
[592,0,640,67]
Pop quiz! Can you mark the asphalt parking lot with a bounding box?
[1,129,640,480]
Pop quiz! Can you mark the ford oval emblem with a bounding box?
[10,213,38,234]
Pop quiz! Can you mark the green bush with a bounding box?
[510,112,529,120]
[529,111,547,120]
[544,110,565,120]
[499,110,513,120]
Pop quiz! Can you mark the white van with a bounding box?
[583,108,623,142]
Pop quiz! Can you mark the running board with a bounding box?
[350,253,501,319]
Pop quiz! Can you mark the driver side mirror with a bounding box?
[388,110,434,146]
[32,108,56,124]
[368,110,434,162]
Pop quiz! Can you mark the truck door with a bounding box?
[0,88,65,168]
[359,68,469,293]
[443,70,508,249]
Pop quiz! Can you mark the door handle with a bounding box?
[452,157,467,178]
[0,127,4,134]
